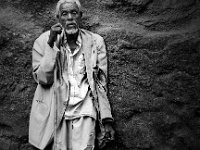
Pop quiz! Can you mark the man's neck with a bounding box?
[65,31,79,43]
[65,31,79,53]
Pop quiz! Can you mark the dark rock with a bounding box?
[98,0,114,6]
[117,39,136,49]
[126,0,152,6]
[120,115,159,149]
[0,0,200,150]
[0,138,11,150]
[0,138,20,150]
[154,144,174,150]
[148,0,196,10]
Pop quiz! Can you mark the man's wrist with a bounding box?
[47,40,54,48]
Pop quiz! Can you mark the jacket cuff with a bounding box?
[102,118,114,125]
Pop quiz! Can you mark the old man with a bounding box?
[29,0,115,149]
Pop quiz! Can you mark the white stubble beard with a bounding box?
[65,27,79,35]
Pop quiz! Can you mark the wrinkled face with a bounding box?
[58,2,81,35]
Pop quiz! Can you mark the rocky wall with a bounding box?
[0,0,200,150]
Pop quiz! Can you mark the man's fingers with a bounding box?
[54,27,62,34]
[51,23,62,34]
[48,23,63,47]
[52,23,62,28]
[105,127,115,140]
[52,27,62,33]
[110,129,115,140]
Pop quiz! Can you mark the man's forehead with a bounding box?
[60,1,79,11]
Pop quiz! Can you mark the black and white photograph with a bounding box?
[0,0,200,150]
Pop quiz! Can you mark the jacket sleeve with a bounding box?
[95,36,114,122]
[32,33,60,85]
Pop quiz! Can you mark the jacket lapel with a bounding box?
[81,30,92,71]
[81,30,97,98]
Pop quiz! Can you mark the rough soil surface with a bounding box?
[0,0,200,150]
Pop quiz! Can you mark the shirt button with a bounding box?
[63,101,67,106]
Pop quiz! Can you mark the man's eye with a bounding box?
[71,11,78,15]
[61,12,67,16]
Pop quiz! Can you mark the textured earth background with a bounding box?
[0,0,200,150]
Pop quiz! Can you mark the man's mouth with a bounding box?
[66,23,77,28]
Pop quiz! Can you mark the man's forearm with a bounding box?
[32,38,60,85]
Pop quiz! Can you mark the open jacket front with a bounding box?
[29,29,113,149]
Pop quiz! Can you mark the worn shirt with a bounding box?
[62,31,97,120]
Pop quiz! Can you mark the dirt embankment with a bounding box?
[0,0,200,150]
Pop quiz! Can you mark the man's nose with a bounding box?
[67,13,73,20]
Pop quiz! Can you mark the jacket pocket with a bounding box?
[32,84,53,122]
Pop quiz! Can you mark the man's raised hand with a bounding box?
[47,23,62,48]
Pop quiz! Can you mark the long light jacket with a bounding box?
[29,29,113,149]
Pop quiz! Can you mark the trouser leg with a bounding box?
[55,118,71,150]
[53,116,96,150]
[71,117,96,150]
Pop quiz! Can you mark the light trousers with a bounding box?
[53,116,96,150]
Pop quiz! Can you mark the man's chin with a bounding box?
[65,28,79,35]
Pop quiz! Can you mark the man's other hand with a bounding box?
[98,122,115,149]
[104,123,115,141]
